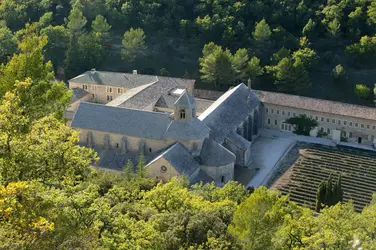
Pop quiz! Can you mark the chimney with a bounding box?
[132,70,137,75]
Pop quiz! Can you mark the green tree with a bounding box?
[199,43,234,88]
[229,187,290,250]
[0,25,71,120]
[327,18,341,37]
[286,114,318,136]
[292,48,318,68]
[232,48,249,83]
[271,47,291,65]
[0,23,17,63]
[253,19,272,42]
[121,28,147,63]
[247,56,263,82]
[91,15,111,42]
[67,1,87,34]
[136,153,146,178]
[272,57,311,94]
[332,64,346,83]
[367,1,376,28]
[302,18,316,37]
[355,84,372,100]
[345,36,376,66]
[316,181,327,212]
[123,159,134,180]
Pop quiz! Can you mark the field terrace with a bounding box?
[271,145,376,212]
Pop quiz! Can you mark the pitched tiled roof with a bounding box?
[71,102,210,141]
[254,90,376,121]
[69,88,90,104]
[69,71,158,88]
[148,143,200,178]
[116,76,195,110]
[71,102,171,140]
[154,95,214,113]
[200,138,236,166]
[199,83,261,143]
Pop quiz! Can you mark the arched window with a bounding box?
[179,109,186,119]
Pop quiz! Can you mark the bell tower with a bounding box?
[173,89,196,122]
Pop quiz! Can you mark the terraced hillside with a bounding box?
[271,145,376,211]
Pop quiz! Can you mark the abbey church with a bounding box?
[68,70,376,185]
[68,70,263,185]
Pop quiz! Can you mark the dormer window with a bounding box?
[179,109,186,119]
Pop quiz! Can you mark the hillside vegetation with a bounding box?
[1,0,376,103]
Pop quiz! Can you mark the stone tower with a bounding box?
[173,90,196,122]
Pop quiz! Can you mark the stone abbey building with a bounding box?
[68,70,376,185]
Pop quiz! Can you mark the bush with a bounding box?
[286,114,318,136]
[355,84,372,100]
[332,64,346,83]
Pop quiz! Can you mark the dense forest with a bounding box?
[1,0,376,103]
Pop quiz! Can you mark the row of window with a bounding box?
[267,119,375,141]
[266,108,376,130]
[106,86,123,94]
[82,85,123,94]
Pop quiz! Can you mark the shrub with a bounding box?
[355,84,372,100]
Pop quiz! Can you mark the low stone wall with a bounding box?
[193,89,224,100]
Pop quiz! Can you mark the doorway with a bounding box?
[358,137,362,144]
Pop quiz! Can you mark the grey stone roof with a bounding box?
[164,119,210,141]
[154,95,213,114]
[190,169,215,185]
[106,82,155,107]
[174,90,195,108]
[255,90,376,121]
[71,102,171,140]
[200,138,236,166]
[116,76,195,110]
[69,88,90,104]
[69,71,158,88]
[199,83,261,143]
[225,132,251,151]
[71,102,210,141]
[195,99,215,113]
[149,143,200,178]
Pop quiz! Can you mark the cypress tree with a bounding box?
[123,159,134,181]
[316,181,327,212]
[325,174,334,206]
[136,153,146,178]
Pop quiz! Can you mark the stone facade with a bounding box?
[263,103,376,145]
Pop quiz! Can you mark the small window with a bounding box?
[315,116,319,121]
[293,112,296,117]
[180,109,186,119]
[282,111,285,116]
[149,148,152,153]
[327,128,331,134]
[118,88,122,94]
[320,127,324,132]
[109,87,112,93]
[342,131,347,137]
[343,121,347,125]
[355,123,359,128]
[116,143,119,148]
[373,125,376,130]
[349,132,352,138]
[361,124,365,128]
[321,117,324,122]
[271,109,274,114]
[287,112,291,117]
[266,108,269,113]
[332,119,336,124]
[277,110,280,115]
[274,120,278,126]
[367,124,370,129]
[326,118,330,123]
[107,95,110,101]
[83,85,85,89]
[221,176,225,183]
[338,120,341,125]
[267,118,271,125]
[92,93,95,98]
[349,122,353,127]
